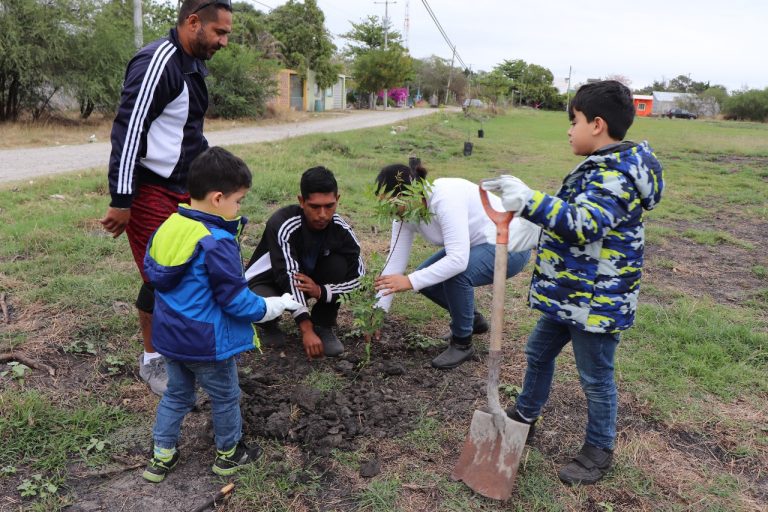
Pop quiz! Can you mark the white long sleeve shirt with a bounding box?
[376,178,540,312]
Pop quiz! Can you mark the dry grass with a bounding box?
[0,109,317,149]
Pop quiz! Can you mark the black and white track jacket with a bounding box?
[244,205,365,323]
[108,28,209,208]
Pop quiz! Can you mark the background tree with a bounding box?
[341,15,412,108]
[206,43,279,118]
[722,88,768,122]
[266,0,339,88]
[473,69,513,105]
[352,48,413,108]
[411,55,466,106]
[0,0,76,121]
[493,59,563,109]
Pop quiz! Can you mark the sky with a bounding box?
[254,0,768,93]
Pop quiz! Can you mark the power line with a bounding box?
[250,0,273,11]
[419,0,467,70]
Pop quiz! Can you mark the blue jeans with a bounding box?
[417,244,530,338]
[515,315,620,450]
[153,357,242,451]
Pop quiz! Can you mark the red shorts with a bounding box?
[125,184,190,282]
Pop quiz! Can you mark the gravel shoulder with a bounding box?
[0,108,449,185]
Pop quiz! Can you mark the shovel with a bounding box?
[451,186,530,501]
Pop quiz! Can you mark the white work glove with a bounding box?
[481,175,534,213]
[257,293,302,323]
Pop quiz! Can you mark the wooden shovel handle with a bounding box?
[478,186,515,244]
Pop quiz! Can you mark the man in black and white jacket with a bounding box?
[100,0,232,395]
[245,166,364,358]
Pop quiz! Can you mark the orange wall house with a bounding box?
[633,95,653,117]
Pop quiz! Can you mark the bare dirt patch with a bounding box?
[644,216,768,307]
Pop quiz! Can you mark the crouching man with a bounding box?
[244,166,364,358]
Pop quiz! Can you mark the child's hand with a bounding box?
[481,175,533,213]
[257,293,302,323]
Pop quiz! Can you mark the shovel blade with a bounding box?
[451,409,529,501]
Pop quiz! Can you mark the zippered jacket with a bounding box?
[521,141,664,333]
[108,28,209,208]
[244,205,364,323]
[144,205,267,361]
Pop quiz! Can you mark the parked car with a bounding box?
[666,108,697,119]
[462,98,485,111]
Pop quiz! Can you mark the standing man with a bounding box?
[244,167,365,359]
[100,0,232,395]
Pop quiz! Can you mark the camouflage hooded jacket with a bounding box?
[520,141,664,333]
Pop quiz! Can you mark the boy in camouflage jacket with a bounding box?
[482,80,664,485]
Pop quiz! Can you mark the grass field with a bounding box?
[0,108,766,511]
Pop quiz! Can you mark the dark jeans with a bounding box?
[417,245,530,338]
[153,357,241,451]
[515,315,621,450]
[250,253,347,327]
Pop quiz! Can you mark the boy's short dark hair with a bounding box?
[187,146,252,200]
[569,80,635,140]
[300,166,338,198]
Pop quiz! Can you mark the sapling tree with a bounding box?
[341,177,433,364]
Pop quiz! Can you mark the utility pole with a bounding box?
[374,0,396,110]
[444,45,456,106]
[565,65,572,112]
[403,0,409,50]
[133,0,143,50]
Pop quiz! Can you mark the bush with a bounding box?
[206,44,279,118]
[722,88,768,122]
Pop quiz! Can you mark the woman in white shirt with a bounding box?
[374,162,540,369]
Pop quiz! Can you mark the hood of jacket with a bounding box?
[580,140,664,211]
[145,205,247,292]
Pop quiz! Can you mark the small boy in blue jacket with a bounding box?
[483,80,664,485]
[141,146,301,482]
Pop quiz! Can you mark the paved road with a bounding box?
[0,108,449,185]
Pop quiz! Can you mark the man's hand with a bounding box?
[299,319,324,359]
[100,207,131,238]
[374,274,412,296]
[294,272,321,299]
[481,175,534,213]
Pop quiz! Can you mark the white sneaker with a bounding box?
[139,354,168,396]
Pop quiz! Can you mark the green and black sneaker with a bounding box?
[212,441,263,476]
[142,446,180,483]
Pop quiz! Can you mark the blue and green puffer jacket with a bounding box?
[520,140,664,333]
[144,205,266,361]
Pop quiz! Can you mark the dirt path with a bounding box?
[0,108,449,185]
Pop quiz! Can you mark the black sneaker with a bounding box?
[258,320,287,348]
[505,407,537,444]
[142,448,180,483]
[212,441,263,476]
[440,312,489,341]
[314,325,344,357]
[558,444,613,486]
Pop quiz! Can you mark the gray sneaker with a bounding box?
[139,354,168,396]
[314,325,344,357]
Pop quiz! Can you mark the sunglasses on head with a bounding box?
[190,0,231,15]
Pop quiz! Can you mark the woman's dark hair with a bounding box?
[300,166,338,198]
[187,146,251,200]
[374,162,428,197]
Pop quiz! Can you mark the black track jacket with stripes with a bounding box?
[108,28,209,208]
[244,205,365,323]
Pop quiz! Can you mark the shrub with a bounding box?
[722,88,768,122]
[206,44,279,118]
